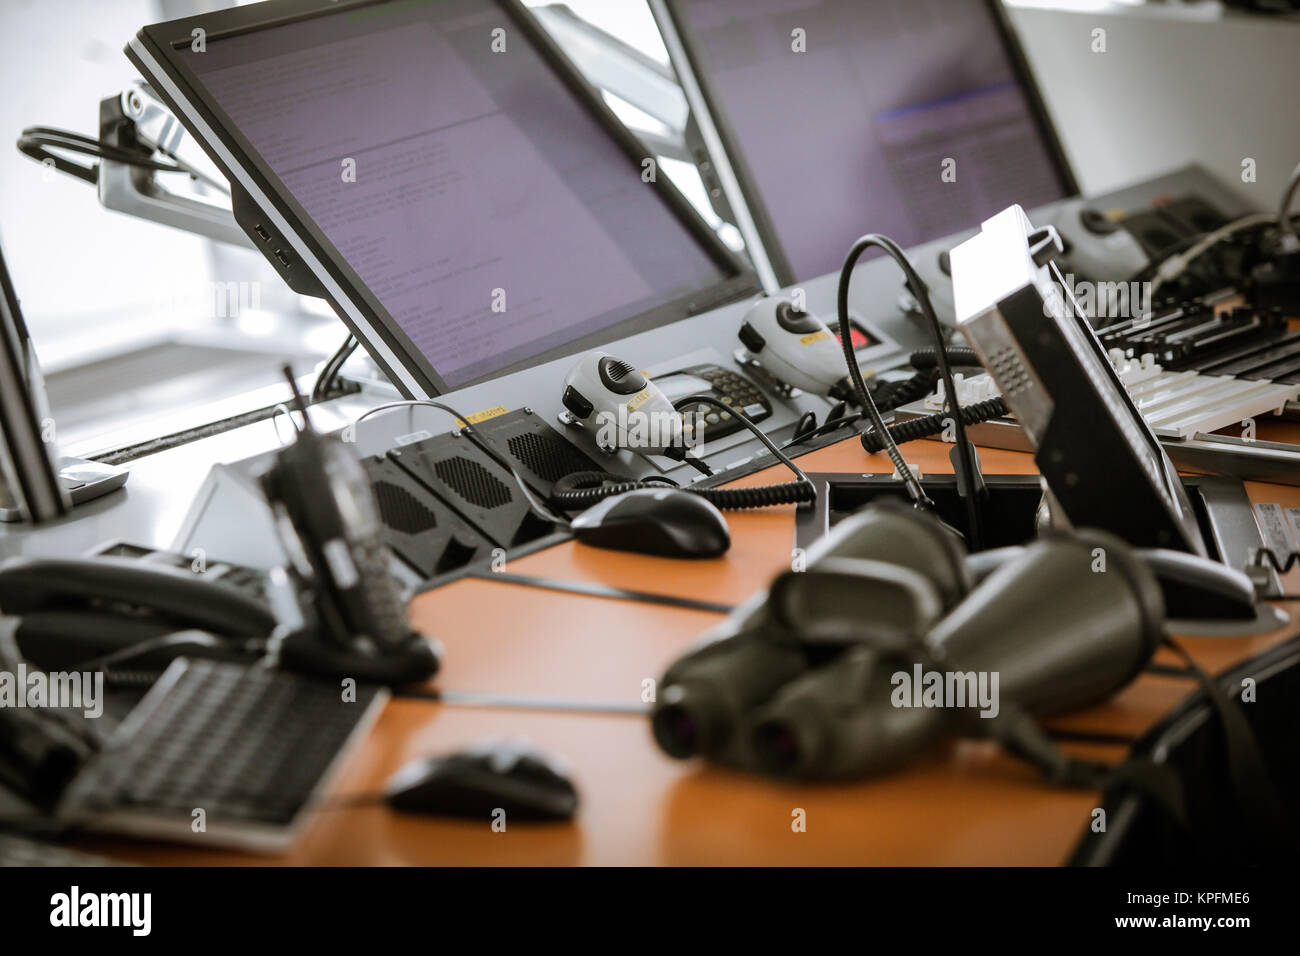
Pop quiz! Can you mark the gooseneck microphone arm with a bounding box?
[837,234,985,548]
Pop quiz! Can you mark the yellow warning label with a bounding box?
[455,406,509,427]
[627,389,652,411]
[800,330,832,346]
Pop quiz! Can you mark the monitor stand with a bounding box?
[0,456,128,522]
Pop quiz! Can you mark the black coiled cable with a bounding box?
[870,368,940,412]
[1250,548,1300,574]
[908,346,981,370]
[549,395,816,512]
[549,471,816,511]
[861,396,1009,453]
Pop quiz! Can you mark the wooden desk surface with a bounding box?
[84,431,1300,866]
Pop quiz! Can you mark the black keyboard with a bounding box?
[1101,303,1300,381]
[61,659,385,842]
[0,833,121,867]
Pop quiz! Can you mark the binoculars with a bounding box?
[650,502,1165,779]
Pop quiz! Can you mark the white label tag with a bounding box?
[1285,508,1300,552]
[1254,502,1294,558]
[394,429,433,447]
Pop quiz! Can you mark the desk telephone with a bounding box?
[651,363,772,443]
[0,369,439,685]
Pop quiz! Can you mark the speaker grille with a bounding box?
[433,455,511,509]
[988,346,1032,398]
[373,480,438,534]
[507,431,594,483]
[606,359,636,382]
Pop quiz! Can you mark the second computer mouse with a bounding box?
[570,488,730,558]
[384,741,579,822]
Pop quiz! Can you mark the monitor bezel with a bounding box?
[660,0,1081,287]
[0,241,68,522]
[127,0,760,398]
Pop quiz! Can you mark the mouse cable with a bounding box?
[548,395,816,511]
[353,400,571,529]
[838,234,984,548]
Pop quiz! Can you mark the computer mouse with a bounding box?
[570,488,730,558]
[1135,548,1258,621]
[384,740,579,821]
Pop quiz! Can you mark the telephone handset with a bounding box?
[0,555,278,672]
[0,555,274,633]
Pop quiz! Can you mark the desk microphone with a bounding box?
[737,295,850,397]
[559,351,686,457]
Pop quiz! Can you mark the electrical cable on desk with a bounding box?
[1149,213,1276,297]
[860,396,1010,454]
[1247,547,1300,575]
[351,392,805,529]
[1246,546,1300,599]
[835,237,984,547]
[782,347,978,451]
[312,334,360,403]
[1141,190,1300,300]
[548,395,816,511]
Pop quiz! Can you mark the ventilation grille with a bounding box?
[988,347,1032,398]
[432,455,512,509]
[373,480,438,534]
[507,431,594,483]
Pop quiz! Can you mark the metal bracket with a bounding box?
[97,83,251,247]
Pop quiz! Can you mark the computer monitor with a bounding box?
[0,240,66,522]
[660,0,1077,285]
[0,240,128,523]
[127,0,759,397]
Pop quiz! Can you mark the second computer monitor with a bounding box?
[664,0,1076,284]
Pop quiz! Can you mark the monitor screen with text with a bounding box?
[181,0,735,387]
[673,0,1071,282]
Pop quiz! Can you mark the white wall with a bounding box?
[1006,1,1300,208]
[0,0,214,362]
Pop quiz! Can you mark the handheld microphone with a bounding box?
[737,296,849,397]
[559,351,686,457]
